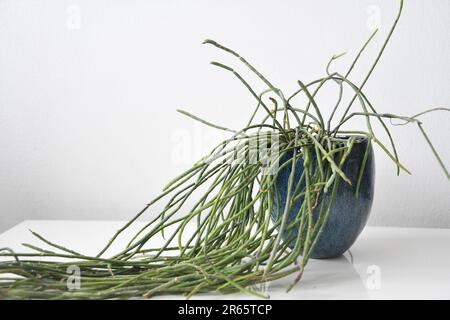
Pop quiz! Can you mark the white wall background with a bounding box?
[0,0,449,233]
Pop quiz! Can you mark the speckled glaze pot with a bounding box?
[272,136,375,259]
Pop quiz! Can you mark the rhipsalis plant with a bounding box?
[0,0,448,299]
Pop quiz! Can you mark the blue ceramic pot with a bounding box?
[272,136,375,259]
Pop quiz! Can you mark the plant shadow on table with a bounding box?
[263,254,368,299]
[148,254,367,300]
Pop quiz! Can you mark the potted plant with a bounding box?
[0,0,448,299]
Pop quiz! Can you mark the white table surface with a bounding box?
[1,220,449,300]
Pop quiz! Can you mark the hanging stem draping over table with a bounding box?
[0,0,449,299]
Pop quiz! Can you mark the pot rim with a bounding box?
[334,134,369,143]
